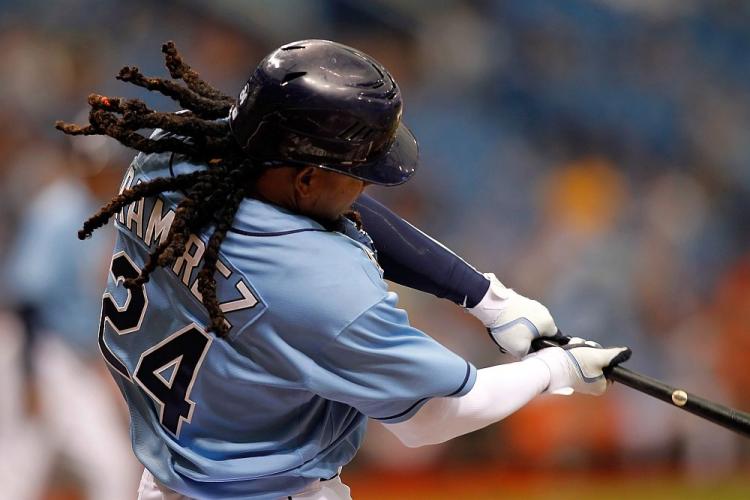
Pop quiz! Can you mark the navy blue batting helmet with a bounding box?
[228,40,418,186]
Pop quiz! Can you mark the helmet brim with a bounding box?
[315,123,419,186]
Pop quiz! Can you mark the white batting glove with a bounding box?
[468,274,559,358]
[526,338,631,396]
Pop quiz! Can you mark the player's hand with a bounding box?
[467,273,559,358]
[526,338,631,396]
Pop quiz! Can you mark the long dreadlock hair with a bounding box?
[56,41,262,337]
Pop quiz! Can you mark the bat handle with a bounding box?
[530,332,570,352]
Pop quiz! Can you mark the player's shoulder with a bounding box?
[289,228,386,304]
[224,199,388,336]
[129,128,204,181]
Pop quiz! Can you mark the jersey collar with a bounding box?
[230,197,329,236]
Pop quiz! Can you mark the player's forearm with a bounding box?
[383,357,551,447]
[353,194,490,307]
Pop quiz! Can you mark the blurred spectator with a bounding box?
[1,149,139,499]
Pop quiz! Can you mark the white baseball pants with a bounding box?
[137,468,352,500]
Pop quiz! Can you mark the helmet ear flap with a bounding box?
[230,117,278,157]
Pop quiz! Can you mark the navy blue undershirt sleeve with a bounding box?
[353,194,490,308]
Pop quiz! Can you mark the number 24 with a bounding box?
[98,252,212,437]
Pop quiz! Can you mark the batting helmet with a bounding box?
[228,40,418,186]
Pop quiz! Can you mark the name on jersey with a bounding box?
[115,166,258,323]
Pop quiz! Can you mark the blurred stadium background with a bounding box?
[0,0,749,498]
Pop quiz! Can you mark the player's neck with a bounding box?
[249,167,299,212]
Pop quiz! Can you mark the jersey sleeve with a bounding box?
[353,194,490,307]
[308,292,477,423]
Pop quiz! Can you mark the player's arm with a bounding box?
[354,194,559,357]
[307,294,629,448]
[384,341,630,448]
[353,194,490,307]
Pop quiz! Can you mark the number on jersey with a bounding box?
[134,325,212,437]
[99,252,212,437]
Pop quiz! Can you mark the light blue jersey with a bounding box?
[100,150,476,499]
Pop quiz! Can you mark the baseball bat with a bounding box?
[530,336,750,438]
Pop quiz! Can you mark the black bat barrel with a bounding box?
[606,365,750,438]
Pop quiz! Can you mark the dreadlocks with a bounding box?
[56,41,252,337]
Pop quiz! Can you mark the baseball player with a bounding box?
[58,40,630,500]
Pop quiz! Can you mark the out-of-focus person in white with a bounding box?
[0,148,139,500]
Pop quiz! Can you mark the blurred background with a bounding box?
[1,0,749,498]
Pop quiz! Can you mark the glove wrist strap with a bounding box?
[467,273,511,327]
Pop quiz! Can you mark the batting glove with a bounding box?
[526,338,631,396]
[468,273,559,358]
